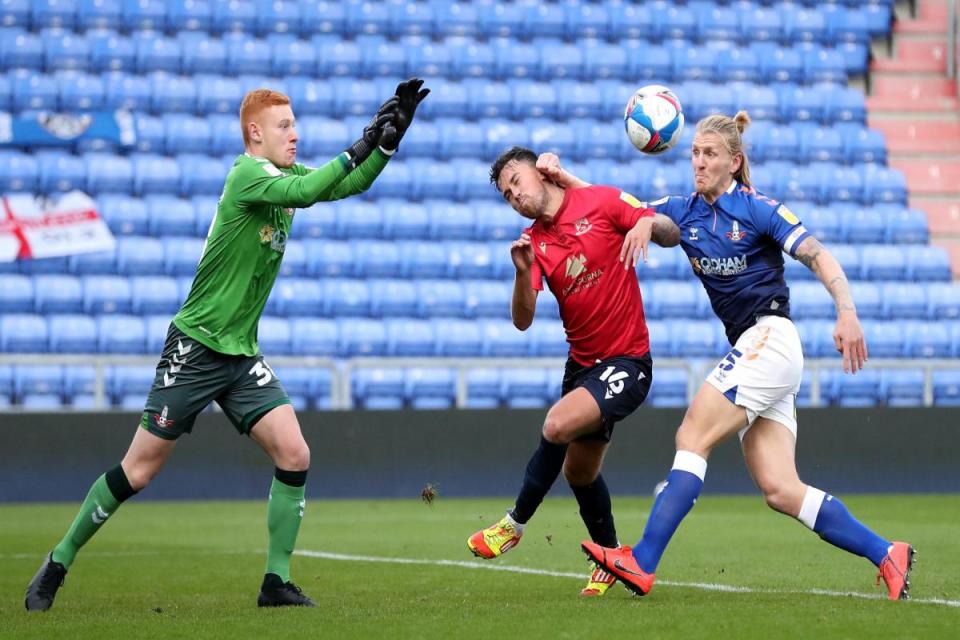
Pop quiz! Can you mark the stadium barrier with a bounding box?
[1,407,957,502]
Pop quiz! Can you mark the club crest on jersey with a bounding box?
[565,253,587,280]
[270,229,287,252]
[726,220,747,242]
[259,224,275,244]
[574,217,592,236]
[688,227,699,241]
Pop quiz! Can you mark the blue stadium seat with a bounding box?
[149,73,196,113]
[162,114,210,155]
[906,246,952,281]
[0,364,11,399]
[88,31,133,72]
[775,82,822,123]
[534,290,561,321]
[481,319,528,357]
[648,367,688,408]
[304,240,354,278]
[289,318,338,356]
[323,279,370,317]
[433,318,481,356]
[14,364,63,399]
[0,274,33,312]
[465,368,501,409]
[500,367,550,408]
[352,367,404,409]
[277,239,306,277]
[210,0,255,32]
[804,47,847,84]
[926,283,960,320]
[121,0,165,30]
[101,70,150,110]
[861,245,906,281]
[144,314,171,352]
[884,208,928,244]
[271,38,316,76]
[83,152,134,194]
[335,200,382,239]
[844,127,886,164]
[0,151,39,192]
[794,319,835,358]
[355,241,402,278]
[439,120,485,159]
[523,319,564,357]
[447,241,497,279]
[840,206,885,243]
[416,279,465,317]
[657,4,696,40]
[800,207,841,243]
[45,29,91,70]
[63,364,97,402]
[12,70,59,110]
[338,318,386,357]
[511,81,558,119]
[789,282,835,319]
[386,318,435,356]
[825,86,866,124]
[466,80,511,119]
[131,114,165,154]
[34,274,84,313]
[58,70,106,109]
[145,195,196,237]
[97,314,146,353]
[425,200,474,240]
[162,237,204,275]
[254,316,291,354]
[651,281,698,319]
[1,314,48,352]
[756,45,803,84]
[933,370,960,406]
[861,165,907,205]
[83,275,130,313]
[848,282,882,320]
[130,276,179,315]
[1,32,43,69]
[881,282,926,320]
[859,321,903,358]
[20,394,64,409]
[401,240,448,278]
[697,5,739,42]
[827,368,881,407]
[381,200,429,240]
[905,322,951,358]
[0,0,30,28]
[179,154,225,197]
[116,236,164,276]
[135,34,181,73]
[272,279,323,316]
[638,244,686,280]
[673,46,717,82]
[672,320,719,358]
[131,154,179,195]
[108,365,152,405]
[48,314,95,352]
[98,195,148,236]
[646,320,672,357]
[478,2,522,38]
[404,366,455,409]
[445,39,493,80]
[369,279,417,317]
[881,369,925,407]
[463,280,510,319]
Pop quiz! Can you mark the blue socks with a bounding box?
[511,436,568,524]
[570,474,618,548]
[797,487,891,567]
[633,451,707,573]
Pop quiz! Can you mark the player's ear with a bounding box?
[249,122,262,144]
[731,152,743,174]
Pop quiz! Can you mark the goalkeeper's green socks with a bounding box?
[51,465,138,568]
[265,469,307,583]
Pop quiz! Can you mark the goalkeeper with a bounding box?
[25,79,430,611]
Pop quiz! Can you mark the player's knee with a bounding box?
[281,441,310,471]
[759,482,801,516]
[563,464,596,486]
[123,463,159,491]
[541,417,571,444]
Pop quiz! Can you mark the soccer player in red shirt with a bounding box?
[467,147,679,596]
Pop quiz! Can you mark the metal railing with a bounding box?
[0,354,956,411]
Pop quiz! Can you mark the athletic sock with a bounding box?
[570,474,618,548]
[51,465,138,568]
[797,486,891,567]
[509,436,568,524]
[265,468,307,583]
[633,451,707,573]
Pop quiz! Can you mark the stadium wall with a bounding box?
[1,408,958,502]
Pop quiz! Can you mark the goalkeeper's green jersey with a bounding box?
[173,149,390,356]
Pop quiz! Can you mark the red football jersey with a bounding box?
[526,185,654,365]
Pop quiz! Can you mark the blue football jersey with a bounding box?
[648,181,811,345]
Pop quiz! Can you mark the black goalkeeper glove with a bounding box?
[379,77,430,152]
[344,95,398,170]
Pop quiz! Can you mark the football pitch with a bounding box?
[2,495,958,639]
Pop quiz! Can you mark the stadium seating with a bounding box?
[0,0,950,409]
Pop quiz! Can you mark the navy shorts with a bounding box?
[560,353,653,442]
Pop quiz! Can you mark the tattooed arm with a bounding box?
[793,236,868,373]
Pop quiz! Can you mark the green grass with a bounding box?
[2,495,958,639]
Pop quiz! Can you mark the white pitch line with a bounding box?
[297,549,960,608]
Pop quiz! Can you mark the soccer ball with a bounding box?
[624,85,684,155]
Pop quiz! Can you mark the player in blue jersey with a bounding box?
[539,111,915,601]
